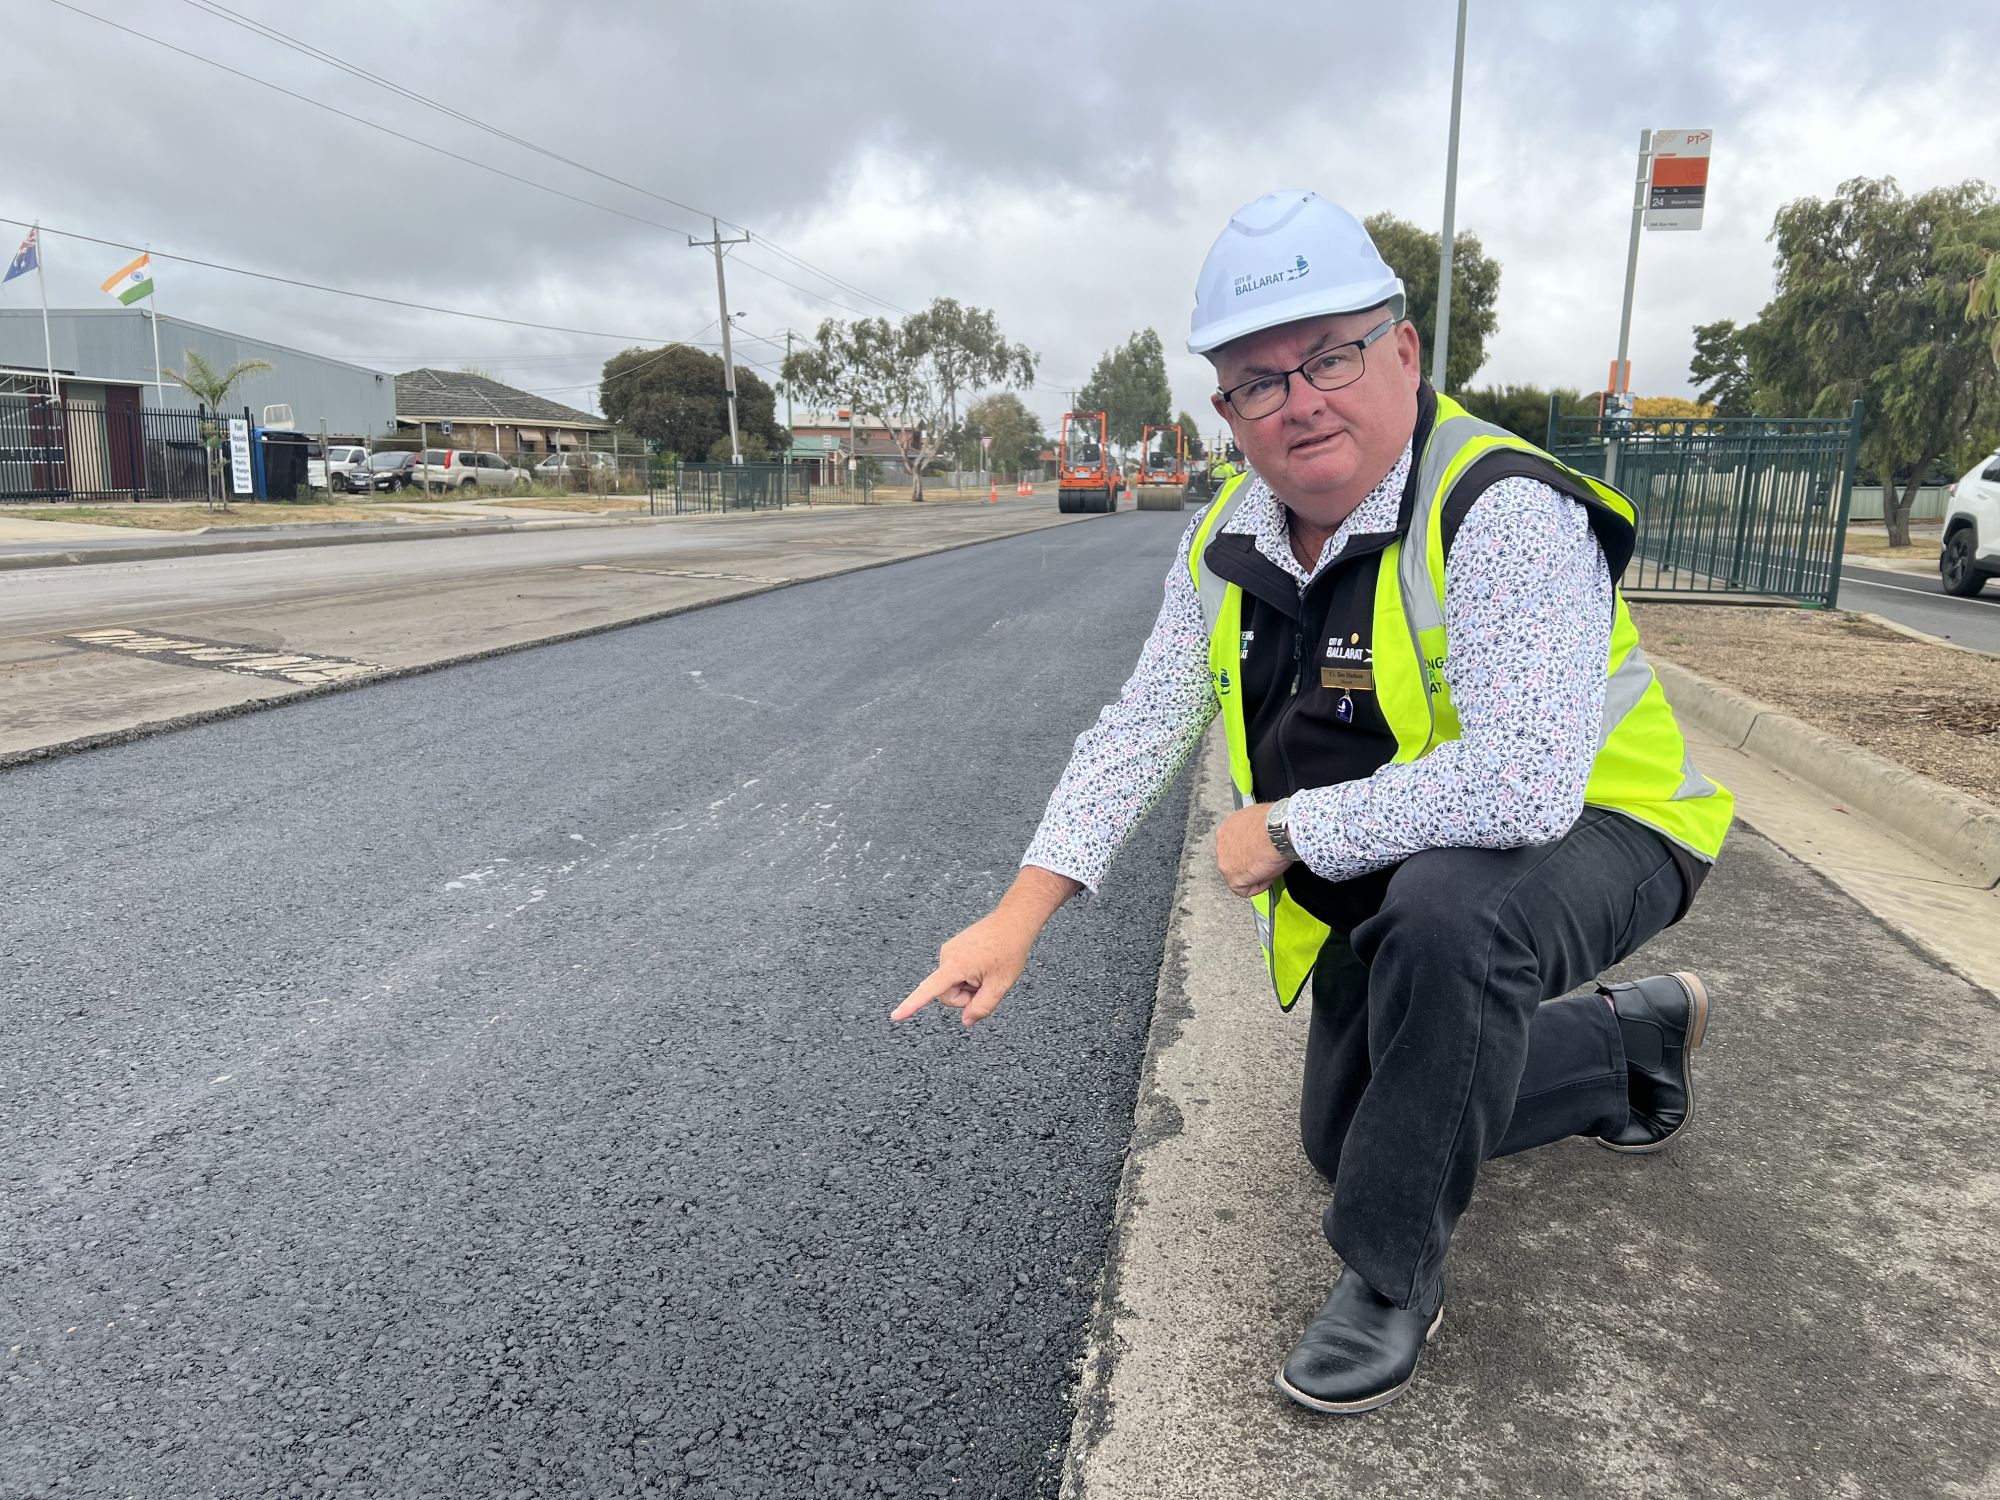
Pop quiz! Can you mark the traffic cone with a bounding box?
[988,480,998,504]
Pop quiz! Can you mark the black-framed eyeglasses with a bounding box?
[1217,317,1400,420]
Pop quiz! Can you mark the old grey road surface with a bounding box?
[2,508,1198,1499]
[1838,559,2000,654]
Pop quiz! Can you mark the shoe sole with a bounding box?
[1596,970,1709,1156]
[1271,1307,1444,1415]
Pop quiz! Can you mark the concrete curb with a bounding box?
[1059,731,1222,1500]
[1654,658,2000,889]
[0,508,1113,771]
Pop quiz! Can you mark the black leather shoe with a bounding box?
[1275,1268,1442,1415]
[1596,971,1711,1154]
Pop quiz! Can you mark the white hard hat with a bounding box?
[1187,190,1406,356]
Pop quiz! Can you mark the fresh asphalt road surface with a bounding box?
[1838,560,2000,654]
[1,507,1199,1499]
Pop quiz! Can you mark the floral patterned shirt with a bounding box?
[1021,442,1620,890]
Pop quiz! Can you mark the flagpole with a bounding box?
[32,223,57,403]
[146,243,163,408]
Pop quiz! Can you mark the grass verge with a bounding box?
[9,502,392,531]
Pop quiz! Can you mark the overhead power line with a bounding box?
[104,0,905,321]
[45,0,878,319]
[177,0,912,320]
[0,214,724,349]
[43,1,701,242]
[530,344,784,399]
[6,209,789,406]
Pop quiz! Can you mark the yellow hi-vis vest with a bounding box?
[1189,394,1733,1010]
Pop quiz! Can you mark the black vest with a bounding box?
[1204,390,1432,932]
[1203,386,1657,932]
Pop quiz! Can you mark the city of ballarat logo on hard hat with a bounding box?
[1233,255,1310,298]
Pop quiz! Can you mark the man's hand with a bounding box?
[1216,801,1292,898]
[893,867,1081,1029]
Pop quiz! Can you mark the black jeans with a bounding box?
[1300,808,1689,1316]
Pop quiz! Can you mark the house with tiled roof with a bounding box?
[394,369,612,457]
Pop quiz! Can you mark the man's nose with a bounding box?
[1283,372,1336,422]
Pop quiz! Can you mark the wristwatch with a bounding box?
[1265,796,1299,863]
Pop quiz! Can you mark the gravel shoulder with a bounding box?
[1634,604,2000,805]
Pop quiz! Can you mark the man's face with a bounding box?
[1208,308,1423,522]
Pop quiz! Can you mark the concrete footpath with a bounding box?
[1062,731,1998,1500]
[0,493,1042,569]
[0,513,619,569]
[0,496,1100,765]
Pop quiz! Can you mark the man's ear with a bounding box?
[1396,321,1424,385]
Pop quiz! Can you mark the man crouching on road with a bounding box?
[893,191,1732,1415]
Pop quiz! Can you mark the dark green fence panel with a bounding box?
[648,460,803,515]
[1546,401,1863,609]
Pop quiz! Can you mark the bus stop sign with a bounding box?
[1646,129,1713,231]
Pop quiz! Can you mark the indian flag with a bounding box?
[101,253,154,305]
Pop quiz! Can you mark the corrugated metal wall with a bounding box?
[0,309,395,439]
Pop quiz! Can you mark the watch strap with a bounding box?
[1266,796,1298,862]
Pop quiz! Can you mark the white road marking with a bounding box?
[64,627,382,682]
[1841,573,2000,607]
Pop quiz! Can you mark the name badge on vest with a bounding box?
[1321,631,1374,695]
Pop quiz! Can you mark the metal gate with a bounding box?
[1,394,216,503]
[1547,400,1864,609]
[648,459,804,515]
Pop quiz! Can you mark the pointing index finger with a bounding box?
[892,966,957,1022]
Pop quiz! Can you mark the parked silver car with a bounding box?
[409,449,529,491]
[533,451,614,476]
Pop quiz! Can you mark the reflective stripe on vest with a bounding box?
[1189,396,1733,1011]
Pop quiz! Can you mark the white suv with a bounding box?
[1940,450,2000,597]
[410,449,528,491]
[534,451,614,477]
[308,444,369,491]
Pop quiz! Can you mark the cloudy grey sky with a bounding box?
[7,0,1996,439]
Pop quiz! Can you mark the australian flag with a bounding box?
[5,228,39,284]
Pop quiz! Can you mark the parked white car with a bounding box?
[409,449,529,491]
[1940,450,2000,597]
[533,451,614,475]
[307,444,369,491]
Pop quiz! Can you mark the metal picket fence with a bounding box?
[1546,401,1864,609]
[648,460,808,515]
[1,394,216,503]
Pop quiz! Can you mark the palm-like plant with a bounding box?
[161,349,276,509]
